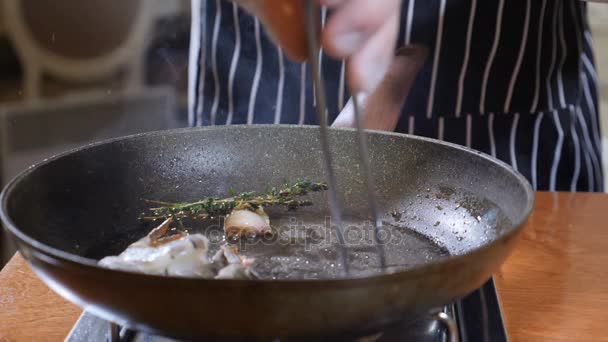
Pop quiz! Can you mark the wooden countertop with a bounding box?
[495,192,608,341]
[1,192,608,341]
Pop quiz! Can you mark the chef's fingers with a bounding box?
[237,0,402,69]
[322,0,402,59]
[332,45,429,131]
[344,12,400,93]
[235,0,309,61]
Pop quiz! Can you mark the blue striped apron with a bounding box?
[189,0,604,192]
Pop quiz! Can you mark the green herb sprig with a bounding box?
[141,179,328,221]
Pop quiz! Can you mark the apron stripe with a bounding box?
[549,109,565,191]
[577,105,601,191]
[188,0,202,126]
[546,1,560,111]
[510,113,520,171]
[575,108,595,191]
[426,0,447,118]
[582,74,602,154]
[408,116,415,135]
[531,112,545,190]
[504,0,531,113]
[338,61,346,111]
[298,64,307,125]
[488,113,496,158]
[575,106,603,189]
[479,0,505,114]
[404,0,415,45]
[247,18,263,125]
[437,116,445,140]
[274,47,285,124]
[455,0,477,117]
[584,30,594,53]
[581,52,602,171]
[556,1,568,109]
[569,107,582,190]
[531,0,548,113]
[210,0,222,125]
[226,3,241,125]
[582,54,599,87]
[569,0,584,92]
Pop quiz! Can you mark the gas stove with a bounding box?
[66,279,507,342]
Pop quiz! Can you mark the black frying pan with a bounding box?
[0,125,533,339]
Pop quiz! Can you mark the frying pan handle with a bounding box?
[434,311,459,342]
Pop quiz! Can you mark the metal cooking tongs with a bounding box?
[303,2,386,275]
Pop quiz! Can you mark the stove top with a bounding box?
[66,279,507,342]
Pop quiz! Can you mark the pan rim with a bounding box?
[0,124,535,284]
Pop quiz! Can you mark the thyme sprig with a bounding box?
[141,180,328,221]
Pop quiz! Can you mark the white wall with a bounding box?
[152,0,191,17]
[587,3,608,190]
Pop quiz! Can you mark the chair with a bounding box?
[1,0,154,100]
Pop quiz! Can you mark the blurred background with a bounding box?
[0,0,191,264]
[0,1,606,266]
[589,3,608,189]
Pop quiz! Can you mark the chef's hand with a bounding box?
[234,0,427,131]
[235,0,403,93]
[321,0,402,94]
[323,1,428,132]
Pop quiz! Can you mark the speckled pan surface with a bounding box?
[0,125,533,338]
